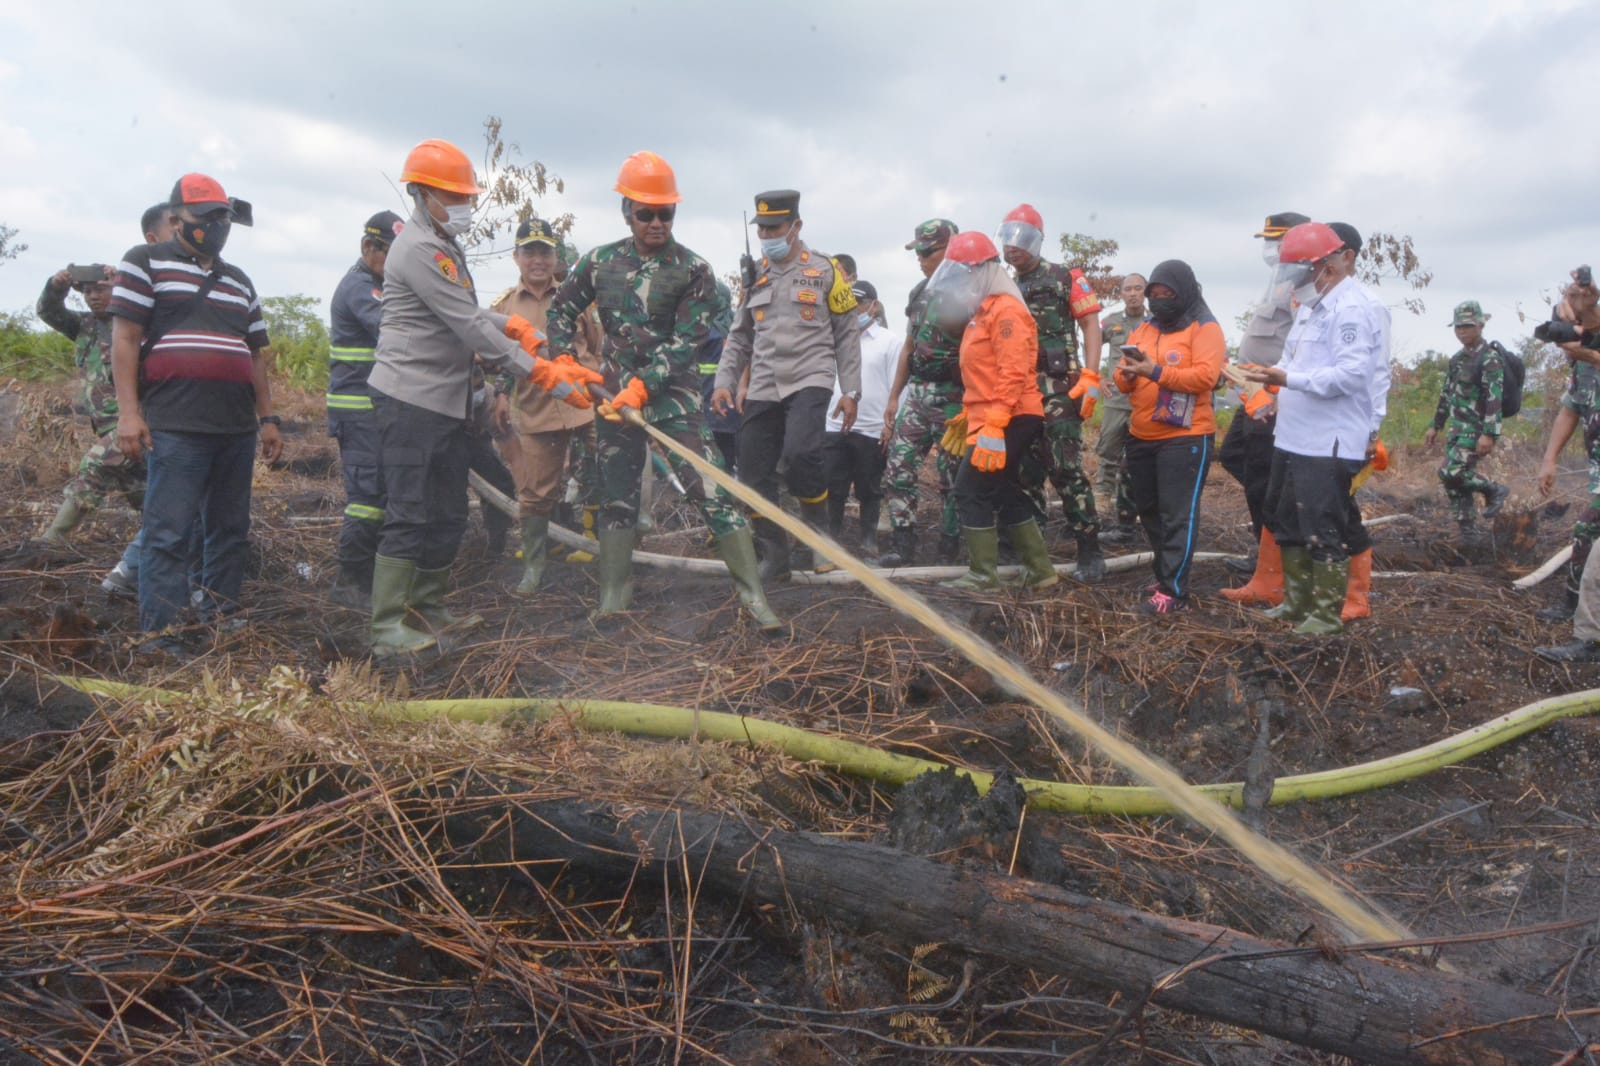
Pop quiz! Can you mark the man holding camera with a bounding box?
[34,262,139,546]
[1535,265,1600,622]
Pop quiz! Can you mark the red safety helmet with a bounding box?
[1279,222,1344,264]
[1003,203,1043,229]
[945,231,999,265]
[614,151,681,205]
[400,139,482,196]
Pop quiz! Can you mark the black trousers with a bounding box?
[737,386,832,508]
[1263,449,1371,563]
[953,416,1043,529]
[823,431,887,506]
[1218,410,1276,535]
[330,412,383,579]
[464,430,514,540]
[1126,433,1212,598]
[372,390,469,570]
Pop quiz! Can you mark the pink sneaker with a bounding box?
[1138,590,1188,615]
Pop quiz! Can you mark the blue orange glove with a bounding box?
[503,314,546,357]
[530,354,603,410]
[968,424,1008,473]
[1068,368,1101,420]
[599,376,649,422]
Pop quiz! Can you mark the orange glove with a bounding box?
[529,354,603,410]
[1068,368,1101,420]
[1371,440,1389,471]
[1242,386,1275,419]
[598,376,649,422]
[968,424,1008,473]
[503,314,546,357]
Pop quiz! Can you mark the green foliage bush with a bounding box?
[0,308,75,381]
[262,294,330,393]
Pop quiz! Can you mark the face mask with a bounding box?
[1262,242,1281,268]
[856,312,873,329]
[183,213,231,256]
[1148,295,1183,322]
[418,190,474,238]
[1293,281,1322,308]
[759,235,791,260]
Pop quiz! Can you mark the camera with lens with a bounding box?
[1535,319,1582,345]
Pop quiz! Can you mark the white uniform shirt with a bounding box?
[1274,277,1391,461]
[827,320,899,438]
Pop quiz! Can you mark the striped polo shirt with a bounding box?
[111,241,267,434]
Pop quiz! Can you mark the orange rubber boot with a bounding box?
[1220,528,1284,607]
[1340,548,1372,622]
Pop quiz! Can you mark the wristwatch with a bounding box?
[259,415,282,427]
[844,390,862,401]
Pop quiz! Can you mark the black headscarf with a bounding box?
[1146,259,1214,332]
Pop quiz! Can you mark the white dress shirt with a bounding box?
[1274,277,1392,460]
[827,320,900,438]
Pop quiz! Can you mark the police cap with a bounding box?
[1254,212,1311,239]
[751,190,801,226]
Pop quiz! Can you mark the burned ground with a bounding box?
[1,379,1598,1063]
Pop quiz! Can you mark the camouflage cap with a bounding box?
[1450,300,1490,327]
[905,218,959,253]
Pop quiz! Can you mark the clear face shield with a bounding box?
[924,257,989,335]
[1266,259,1313,310]
[996,220,1043,261]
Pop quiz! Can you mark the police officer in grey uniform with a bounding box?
[366,138,599,656]
[712,190,862,581]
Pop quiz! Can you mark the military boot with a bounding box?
[1482,482,1511,518]
[753,516,791,583]
[941,527,1001,590]
[514,516,550,597]
[591,528,636,619]
[408,566,485,634]
[716,527,784,633]
[37,496,86,546]
[1009,520,1061,589]
[1263,546,1313,623]
[1072,529,1106,584]
[1293,558,1348,636]
[797,497,834,573]
[329,562,372,611]
[858,499,881,559]
[876,526,916,568]
[936,531,963,566]
[369,556,437,658]
[1538,584,1581,624]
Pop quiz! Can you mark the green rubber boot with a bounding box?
[408,566,485,634]
[1293,558,1348,637]
[591,528,636,619]
[1007,520,1060,589]
[1263,546,1312,623]
[514,516,550,597]
[716,527,784,633]
[369,556,438,657]
[38,496,86,546]
[941,526,1001,590]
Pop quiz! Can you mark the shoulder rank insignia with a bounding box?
[801,267,824,277]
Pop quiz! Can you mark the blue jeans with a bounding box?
[138,430,256,631]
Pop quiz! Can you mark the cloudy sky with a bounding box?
[2,0,1596,360]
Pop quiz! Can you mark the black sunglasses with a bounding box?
[915,246,941,259]
[633,207,676,223]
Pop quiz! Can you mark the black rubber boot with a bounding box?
[753,516,791,584]
[936,532,963,566]
[858,499,881,559]
[796,498,831,572]
[1537,639,1600,663]
[1538,585,1580,624]
[1482,483,1510,518]
[876,526,916,568]
[1072,531,1106,584]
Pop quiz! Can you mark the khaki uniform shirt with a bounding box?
[369,205,534,419]
[717,243,861,402]
[492,280,601,434]
[1099,309,1145,411]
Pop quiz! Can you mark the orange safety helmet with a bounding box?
[614,151,681,205]
[400,139,483,196]
[1279,222,1343,264]
[944,230,1000,265]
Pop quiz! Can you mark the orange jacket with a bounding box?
[961,294,1044,427]
[1115,319,1225,440]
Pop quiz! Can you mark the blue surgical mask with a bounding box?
[759,235,791,260]
[856,312,872,329]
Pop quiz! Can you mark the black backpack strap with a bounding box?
[141,268,225,356]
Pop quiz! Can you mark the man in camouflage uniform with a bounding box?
[1536,268,1600,622]
[545,151,780,631]
[997,204,1106,581]
[1425,300,1508,533]
[1095,272,1145,542]
[34,263,144,545]
[877,219,964,567]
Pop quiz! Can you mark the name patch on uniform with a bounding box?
[796,289,818,304]
[434,252,463,286]
[1340,324,1358,344]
